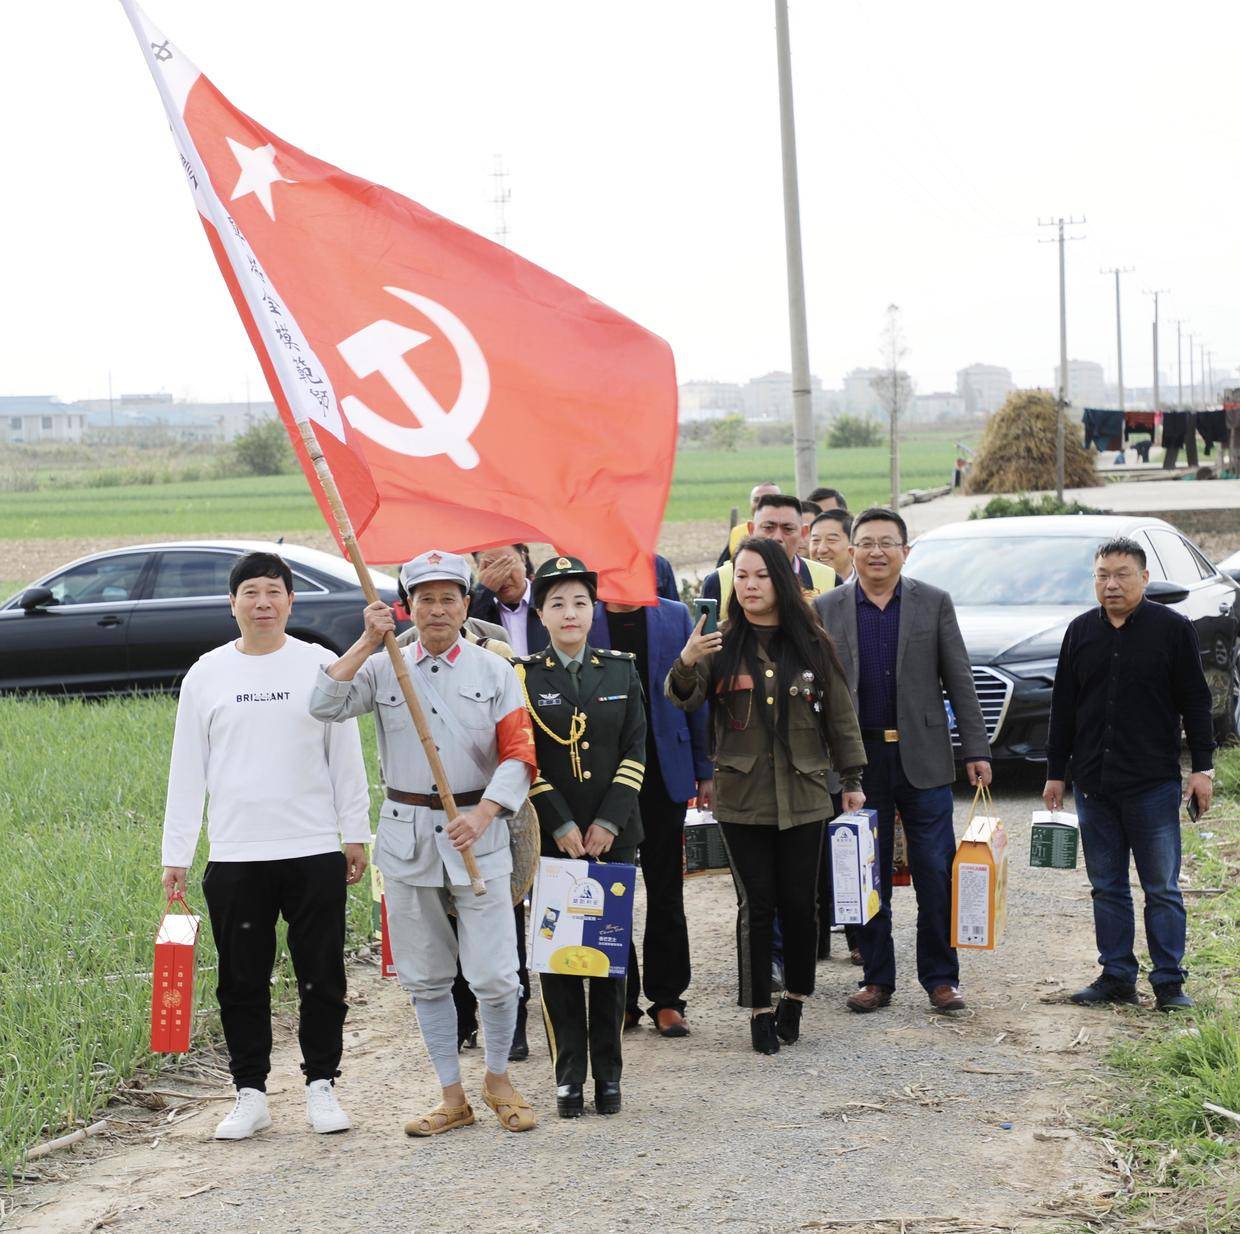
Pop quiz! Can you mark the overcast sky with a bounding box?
[3,0,1237,405]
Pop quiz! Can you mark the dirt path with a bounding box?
[8,769,1140,1234]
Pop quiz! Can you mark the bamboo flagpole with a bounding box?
[117,1,487,896]
[296,422,488,896]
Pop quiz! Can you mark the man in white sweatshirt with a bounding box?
[161,551,371,1141]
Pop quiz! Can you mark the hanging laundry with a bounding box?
[1082,408,1125,451]
[1161,410,1187,450]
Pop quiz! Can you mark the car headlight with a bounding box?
[1004,658,1059,684]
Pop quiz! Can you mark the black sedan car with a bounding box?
[0,540,406,695]
[903,515,1240,762]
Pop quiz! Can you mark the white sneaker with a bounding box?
[214,1088,272,1140]
[306,1079,351,1134]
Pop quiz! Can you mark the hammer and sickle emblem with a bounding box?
[151,39,173,61]
[337,287,489,470]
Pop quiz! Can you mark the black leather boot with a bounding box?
[556,1083,584,1118]
[750,1011,780,1055]
[594,1080,622,1115]
[774,996,803,1044]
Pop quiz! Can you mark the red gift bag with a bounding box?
[151,893,201,1053]
[379,895,398,979]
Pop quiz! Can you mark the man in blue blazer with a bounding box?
[593,596,713,1037]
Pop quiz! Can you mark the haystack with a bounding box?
[964,389,1098,495]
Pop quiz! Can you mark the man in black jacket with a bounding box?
[1044,536,1213,1013]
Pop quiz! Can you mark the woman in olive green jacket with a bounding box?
[667,537,866,1055]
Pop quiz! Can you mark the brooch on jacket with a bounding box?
[789,669,823,713]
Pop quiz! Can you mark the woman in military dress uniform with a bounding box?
[516,555,646,1118]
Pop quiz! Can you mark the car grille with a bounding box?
[944,666,1013,751]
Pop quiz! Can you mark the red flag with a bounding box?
[122,3,676,602]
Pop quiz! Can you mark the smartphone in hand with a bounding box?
[1187,792,1201,823]
[693,597,718,635]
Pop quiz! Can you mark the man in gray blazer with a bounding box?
[814,508,992,1014]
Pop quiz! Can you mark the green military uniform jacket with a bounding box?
[515,646,647,854]
[666,635,866,830]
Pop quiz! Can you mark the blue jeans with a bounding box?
[856,740,959,993]
[1074,781,1186,987]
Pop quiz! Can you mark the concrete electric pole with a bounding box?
[1101,266,1133,411]
[774,0,817,500]
[1039,216,1085,500]
[1145,289,1168,413]
[1186,331,1199,466]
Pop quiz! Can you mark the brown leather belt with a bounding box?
[386,788,485,811]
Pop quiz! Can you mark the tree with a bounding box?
[710,414,748,452]
[826,415,883,449]
[232,418,294,476]
[870,304,912,510]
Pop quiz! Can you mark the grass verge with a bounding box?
[1081,747,1240,1230]
[0,697,381,1182]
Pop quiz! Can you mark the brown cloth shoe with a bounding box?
[846,985,892,1013]
[929,984,966,1012]
[655,1008,689,1038]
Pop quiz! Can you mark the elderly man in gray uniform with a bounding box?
[309,550,538,1136]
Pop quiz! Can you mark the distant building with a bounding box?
[1054,359,1106,411]
[0,395,86,444]
[72,394,278,442]
[911,391,966,422]
[678,380,745,421]
[956,364,1013,416]
[742,370,828,421]
[842,367,884,418]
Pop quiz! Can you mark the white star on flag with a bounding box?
[226,136,295,220]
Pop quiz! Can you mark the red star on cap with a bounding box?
[427,552,443,565]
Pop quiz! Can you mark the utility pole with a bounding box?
[1039,215,1085,499]
[1101,267,1133,410]
[1187,331,1199,466]
[1174,319,1185,408]
[1167,319,1194,469]
[490,154,511,246]
[1144,289,1167,413]
[774,0,817,499]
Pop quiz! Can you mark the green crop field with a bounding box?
[0,475,319,542]
[0,432,966,546]
[0,698,382,1179]
[663,434,962,523]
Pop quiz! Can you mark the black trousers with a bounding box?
[201,851,347,1091]
[719,821,823,1008]
[625,781,691,1016]
[452,902,530,1039]
[540,846,636,1086]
